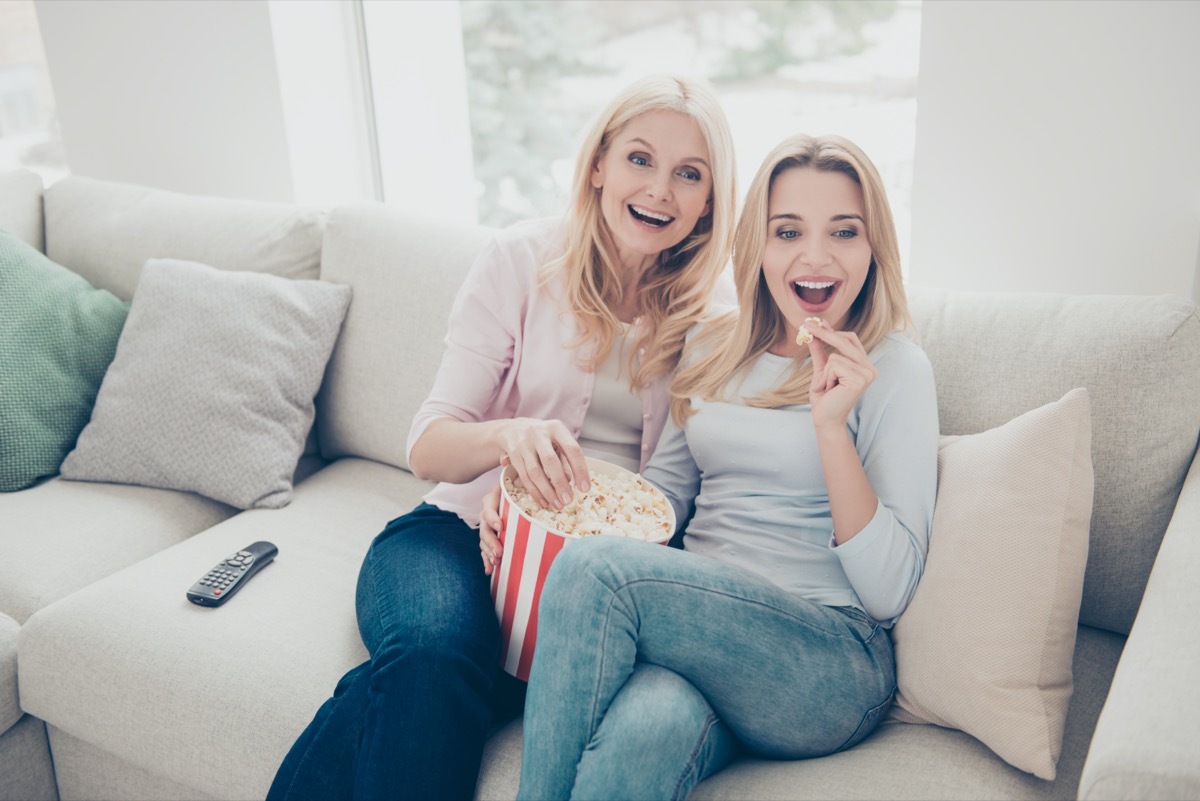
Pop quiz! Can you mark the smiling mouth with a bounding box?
[629,205,674,228]
[793,280,836,306]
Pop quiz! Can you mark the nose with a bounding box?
[646,170,672,201]
[799,235,831,268]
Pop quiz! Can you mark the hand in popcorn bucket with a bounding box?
[490,457,675,681]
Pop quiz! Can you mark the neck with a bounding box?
[613,252,657,324]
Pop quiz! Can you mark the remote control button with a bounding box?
[213,589,222,596]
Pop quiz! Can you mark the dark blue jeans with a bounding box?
[267,504,526,801]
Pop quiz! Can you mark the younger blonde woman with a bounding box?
[513,134,939,801]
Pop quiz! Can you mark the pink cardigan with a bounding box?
[407,217,672,527]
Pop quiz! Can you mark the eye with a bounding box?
[629,153,650,167]
[677,167,702,183]
[775,228,799,240]
[833,228,858,239]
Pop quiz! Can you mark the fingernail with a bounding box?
[580,480,590,492]
[561,491,572,505]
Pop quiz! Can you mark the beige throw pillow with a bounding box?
[61,259,351,509]
[889,387,1093,781]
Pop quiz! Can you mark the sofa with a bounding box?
[1,167,1198,801]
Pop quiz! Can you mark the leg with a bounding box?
[518,537,894,800]
[570,663,738,801]
[267,660,370,801]
[268,504,511,801]
[353,504,507,801]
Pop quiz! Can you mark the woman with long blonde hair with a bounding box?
[269,74,737,801]
[515,134,939,800]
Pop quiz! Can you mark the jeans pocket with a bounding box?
[834,687,896,753]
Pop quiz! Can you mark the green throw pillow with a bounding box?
[0,229,129,491]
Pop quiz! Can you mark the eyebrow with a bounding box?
[628,137,711,170]
[767,213,865,223]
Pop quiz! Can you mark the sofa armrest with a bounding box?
[1079,443,1200,800]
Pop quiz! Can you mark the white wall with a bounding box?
[909,0,1200,301]
[35,0,295,202]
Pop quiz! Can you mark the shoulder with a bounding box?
[480,216,566,267]
[863,332,937,406]
[471,217,568,284]
[869,332,933,375]
[490,216,565,251]
[680,310,736,363]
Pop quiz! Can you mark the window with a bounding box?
[0,0,68,184]
[364,0,921,265]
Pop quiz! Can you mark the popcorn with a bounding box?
[795,316,823,346]
[502,468,672,541]
[492,459,675,680]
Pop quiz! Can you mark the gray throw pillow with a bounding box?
[61,258,351,509]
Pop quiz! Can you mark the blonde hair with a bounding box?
[670,134,912,424]
[542,74,737,388]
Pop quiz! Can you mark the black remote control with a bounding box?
[186,541,278,607]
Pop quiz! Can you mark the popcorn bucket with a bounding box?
[489,457,674,681]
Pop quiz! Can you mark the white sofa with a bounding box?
[1,169,1198,801]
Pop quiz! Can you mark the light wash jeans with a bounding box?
[517,536,896,801]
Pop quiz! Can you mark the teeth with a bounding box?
[631,205,672,222]
[795,280,834,289]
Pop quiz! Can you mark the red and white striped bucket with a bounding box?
[489,458,673,681]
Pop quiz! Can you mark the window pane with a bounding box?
[459,0,920,266]
[0,0,68,183]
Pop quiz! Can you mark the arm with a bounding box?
[405,233,587,507]
[807,324,939,622]
[641,416,701,536]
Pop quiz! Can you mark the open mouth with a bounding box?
[792,280,838,309]
[629,205,674,228]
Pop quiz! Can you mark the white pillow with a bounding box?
[61,259,351,509]
[888,387,1093,781]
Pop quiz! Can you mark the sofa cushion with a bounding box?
[0,231,129,491]
[889,388,1093,780]
[315,204,495,468]
[909,288,1200,634]
[60,259,351,510]
[0,477,235,624]
[0,169,44,251]
[42,176,326,301]
[17,458,430,800]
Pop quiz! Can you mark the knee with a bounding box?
[370,634,490,691]
[575,666,726,798]
[615,665,715,747]
[543,537,629,597]
[368,604,499,684]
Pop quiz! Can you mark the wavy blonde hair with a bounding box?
[670,134,912,424]
[542,74,737,389]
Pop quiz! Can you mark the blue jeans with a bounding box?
[517,536,895,801]
[267,504,525,801]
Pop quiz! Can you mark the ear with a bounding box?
[702,196,712,217]
[591,160,604,190]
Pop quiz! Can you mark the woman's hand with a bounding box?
[496,418,590,511]
[479,483,504,576]
[804,319,878,430]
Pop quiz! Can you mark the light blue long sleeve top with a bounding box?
[642,332,939,626]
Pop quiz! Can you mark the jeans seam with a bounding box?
[671,712,721,801]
